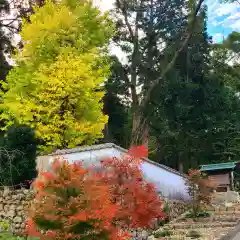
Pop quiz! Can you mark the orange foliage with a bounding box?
[27,146,165,240]
[186,169,215,215]
[98,146,166,229]
[27,160,125,240]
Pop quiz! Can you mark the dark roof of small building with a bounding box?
[44,143,186,178]
[200,162,238,172]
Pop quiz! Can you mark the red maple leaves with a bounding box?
[27,146,165,240]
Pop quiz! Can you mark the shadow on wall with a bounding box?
[156,182,189,200]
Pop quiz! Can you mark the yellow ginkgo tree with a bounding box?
[0,0,114,153]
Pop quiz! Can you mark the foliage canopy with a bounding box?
[0,0,114,152]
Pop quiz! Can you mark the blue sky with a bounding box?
[207,0,240,42]
[94,0,239,43]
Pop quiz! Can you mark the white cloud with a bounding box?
[207,0,239,17]
[212,33,224,43]
[229,19,240,30]
[226,12,240,20]
[211,20,219,26]
[207,0,240,31]
[216,12,240,31]
[214,3,239,17]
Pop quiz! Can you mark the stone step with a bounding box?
[212,216,239,222]
[157,237,192,240]
[208,206,240,212]
[153,227,235,240]
[212,211,240,216]
[178,216,239,223]
[167,221,237,230]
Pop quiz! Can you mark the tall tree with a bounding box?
[103,57,131,147]
[148,1,240,171]
[0,0,46,81]
[0,0,12,81]
[109,0,198,147]
[0,0,114,153]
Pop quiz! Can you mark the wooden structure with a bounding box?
[200,162,239,192]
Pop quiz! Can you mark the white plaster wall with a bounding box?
[45,147,189,200]
[141,161,189,200]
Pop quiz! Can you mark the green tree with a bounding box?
[148,1,211,171]
[149,1,240,171]
[0,0,12,82]
[0,0,114,153]
[208,36,240,163]
[103,56,131,148]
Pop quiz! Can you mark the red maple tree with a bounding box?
[97,145,166,230]
[26,146,165,240]
[27,159,126,240]
[186,169,215,216]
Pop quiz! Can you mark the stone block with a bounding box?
[13,216,22,223]
[7,210,16,218]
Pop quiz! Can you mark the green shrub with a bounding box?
[163,202,170,214]
[0,232,39,240]
[0,232,21,240]
[187,230,201,238]
[157,202,170,226]
[154,229,171,238]
[185,211,210,219]
[0,220,9,231]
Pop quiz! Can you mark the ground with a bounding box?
[151,204,240,240]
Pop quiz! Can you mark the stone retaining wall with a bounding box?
[0,188,189,236]
[131,198,189,240]
[164,198,189,221]
[0,188,34,234]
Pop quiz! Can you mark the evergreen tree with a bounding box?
[103,57,131,148]
[149,1,211,171]
[0,0,12,81]
[0,0,46,82]
[149,1,240,171]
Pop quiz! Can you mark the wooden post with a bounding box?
[231,171,234,191]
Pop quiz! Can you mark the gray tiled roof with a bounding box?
[49,143,115,156]
[45,143,186,178]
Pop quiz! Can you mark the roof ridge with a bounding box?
[49,143,115,156]
[200,161,238,167]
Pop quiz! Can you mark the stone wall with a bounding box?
[164,198,189,221]
[0,188,34,234]
[0,188,189,237]
[131,198,189,240]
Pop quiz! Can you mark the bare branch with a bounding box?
[116,0,134,41]
[235,0,240,5]
[0,148,24,187]
[0,18,19,30]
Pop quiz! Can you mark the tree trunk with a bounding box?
[178,160,184,173]
[131,109,142,146]
[103,123,110,143]
[142,122,149,149]
[131,110,149,156]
